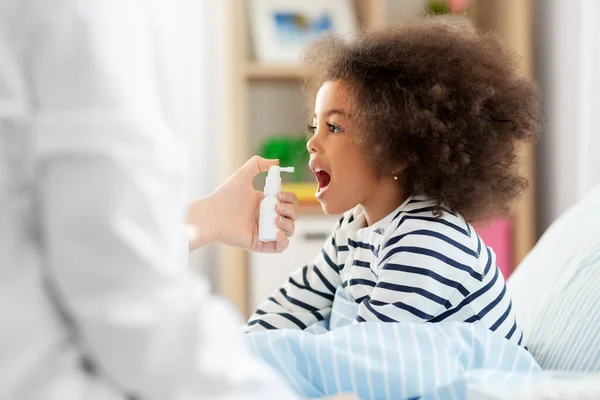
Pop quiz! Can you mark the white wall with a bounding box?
[148,0,225,283]
[535,0,600,233]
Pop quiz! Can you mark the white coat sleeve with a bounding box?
[28,1,296,399]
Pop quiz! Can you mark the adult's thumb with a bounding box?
[242,156,279,178]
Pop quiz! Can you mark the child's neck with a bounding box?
[361,181,409,227]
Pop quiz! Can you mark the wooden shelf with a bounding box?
[298,202,324,215]
[245,63,306,81]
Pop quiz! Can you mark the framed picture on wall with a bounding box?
[250,0,357,64]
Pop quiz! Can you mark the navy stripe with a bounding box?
[312,266,337,295]
[348,214,355,223]
[268,296,282,306]
[302,265,311,288]
[355,315,367,322]
[506,321,517,340]
[279,288,319,312]
[352,259,371,268]
[369,299,434,320]
[336,215,345,228]
[255,309,266,315]
[476,233,482,256]
[248,312,308,330]
[483,247,493,276]
[470,283,507,321]
[430,267,500,322]
[276,313,308,330]
[337,245,349,252]
[347,278,376,288]
[348,238,377,253]
[491,301,513,331]
[384,229,477,257]
[382,263,470,297]
[405,205,456,216]
[379,246,483,281]
[517,331,524,346]
[394,215,470,237]
[247,319,277,330]
[361,301,399,322]
[464,315,477,323]
[321,248,339,273]
[408,198,428,205]
[351,259,377,278]
[355,295,370,304]
[375,281,448,306]
[289,277,335,302]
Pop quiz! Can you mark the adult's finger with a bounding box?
[276,202,297,221]
[278,191,299,206]
[273,230,290,253]
[241,155,279,178]
[276,215,295,238]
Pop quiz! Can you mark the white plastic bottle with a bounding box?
[259,166,295,242]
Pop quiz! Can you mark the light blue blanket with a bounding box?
[246,289,541,399]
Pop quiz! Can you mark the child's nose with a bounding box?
[306,132,320,154]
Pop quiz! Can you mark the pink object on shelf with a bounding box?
[473,218,512,279]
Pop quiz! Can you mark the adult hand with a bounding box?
[188,156,298,253]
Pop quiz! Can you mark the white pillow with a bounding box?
[508,184,600,371]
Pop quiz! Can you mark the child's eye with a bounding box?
[306,124,317,134]
[327,123,342,133]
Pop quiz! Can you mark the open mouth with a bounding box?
[313,168,331,199]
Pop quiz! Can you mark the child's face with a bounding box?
[307,80,400,218]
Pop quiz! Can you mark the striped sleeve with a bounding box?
[245,219,345,332]
[355,221,476,324]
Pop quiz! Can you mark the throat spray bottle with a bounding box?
[259,165,295,242]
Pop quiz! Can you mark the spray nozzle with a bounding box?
[264,165,295,196]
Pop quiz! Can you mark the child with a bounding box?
[246,18,539,345]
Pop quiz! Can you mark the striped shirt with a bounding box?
[246,196,523,345]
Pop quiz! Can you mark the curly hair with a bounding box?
[302,17,540,222]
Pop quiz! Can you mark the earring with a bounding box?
[393,172,399,181]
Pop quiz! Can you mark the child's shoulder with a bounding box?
[383,196,478,255]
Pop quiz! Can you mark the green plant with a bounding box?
[427,0,450,14]
[258,135,310,182]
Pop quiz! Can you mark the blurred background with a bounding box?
[160,0,600,317]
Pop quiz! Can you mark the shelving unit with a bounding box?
[245,64,306,81]
[219,0,536,317]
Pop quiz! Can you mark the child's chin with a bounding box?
[318,199,351,216]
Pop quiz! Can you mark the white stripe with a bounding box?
[377,323,391,400]
[482,328,492,366]
[361,325,375,400]
[428,325,440,391]
[299,330,313,383]
[509,343,522,373]
[393,324,408,397]
[330,331,342,394]
[345,327,358,394]
[267,330,302,393]
[567,282,600,370]
[315,331,329,395]
[410,324,424,395]
[436,327,457,396]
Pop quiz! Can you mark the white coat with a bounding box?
[0,1,296,398]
